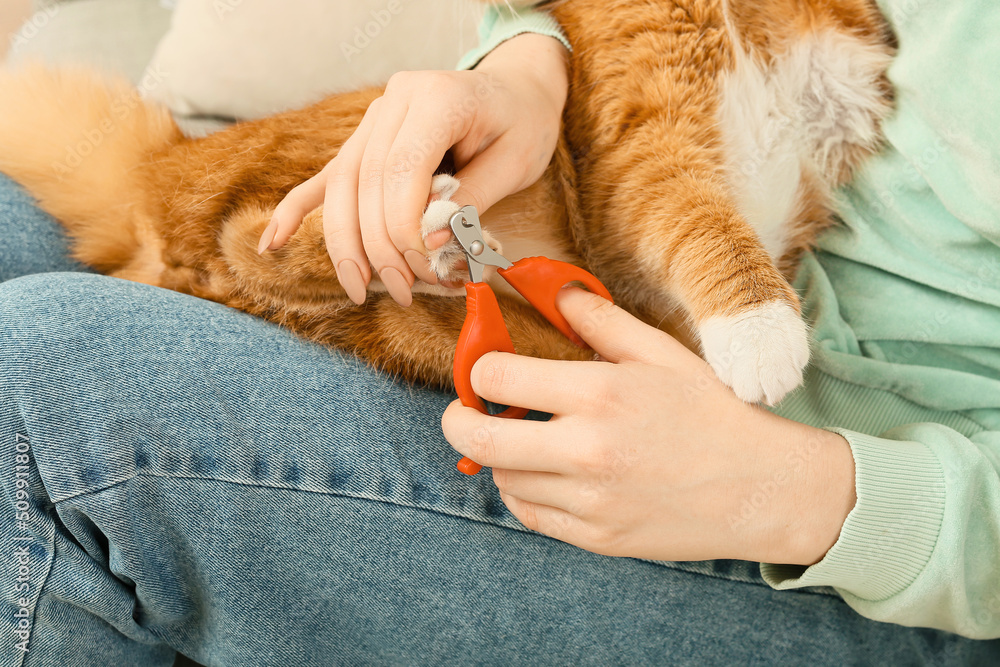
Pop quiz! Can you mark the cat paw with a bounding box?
[697,301,810,405]
[420,174,500,284]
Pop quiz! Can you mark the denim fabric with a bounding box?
[0,173,996,666]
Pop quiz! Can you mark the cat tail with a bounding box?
[0,62,182,272]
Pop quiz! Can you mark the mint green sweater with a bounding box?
[460,2,1000,639]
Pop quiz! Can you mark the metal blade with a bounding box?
[448,205,512,283]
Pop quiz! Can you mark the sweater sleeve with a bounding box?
[761,424,1000,639]
[456,4,570,70]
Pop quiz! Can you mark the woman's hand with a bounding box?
[442,288,858,566]
[257,33,570,307]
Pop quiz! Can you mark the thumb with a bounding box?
[451,135,539,214]
[423,142,533,251]
[556,286,694,367]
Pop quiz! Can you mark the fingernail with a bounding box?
[405,249,438,285]
[257,221,277,254]
[379,267,413,307]
[337,260,368,305]
[424,229,452,251]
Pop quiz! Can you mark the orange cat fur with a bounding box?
[0,0,893,404]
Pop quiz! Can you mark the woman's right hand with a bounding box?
[257,33,570,307]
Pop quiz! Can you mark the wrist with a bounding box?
[476,32,569,117]
[747,414,857,566]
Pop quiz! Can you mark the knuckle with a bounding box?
[571,438,618,480]
[385,72,412,91]
[466,421,500,465]
[389,71,464,107]
[585,524,625,556]
[571,482,603,513]
[574,444,605,477]
[475,357,516,399]
[359,159,386,190]
[384,152,419,189]
[589,296,621,327]
[422,70,459,95]
[364,96,386,115]
[581,371,618,414]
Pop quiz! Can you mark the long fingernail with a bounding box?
[336,260,367,305]
[379,267,413,307]
[257,221,277,254]
[405,249,438,285]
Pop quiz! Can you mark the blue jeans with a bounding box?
[0,172,995,666]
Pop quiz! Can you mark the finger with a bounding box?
[469,351,614,416]
[262,170,327,253]
[491,468,571,511]
[323,104,380,305]
[498,492,583,541]
[449,135,539,214]
[357,101,415,307]
[423,227,454,251]
[441,401,569,473]
[556,286,700,368]
[382,109,463,284]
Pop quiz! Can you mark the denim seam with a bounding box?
[120,469,535,535]
[51,473,138,503]
[53,470,840,598]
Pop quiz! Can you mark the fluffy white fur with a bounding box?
[718,27,893,261]
[698,301,810,405]
[422,174,465,279]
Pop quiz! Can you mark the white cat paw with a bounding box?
[697,301,810,405]
[420,174,500,284]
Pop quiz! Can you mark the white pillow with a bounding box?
[11,0,173,85]
[144,0,485,120]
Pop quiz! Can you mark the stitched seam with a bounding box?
[53,471,839,596]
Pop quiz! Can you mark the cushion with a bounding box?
[11,0,172,85]
[144,0,485,121]
[9,0,224,135]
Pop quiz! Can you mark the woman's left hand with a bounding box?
[441,287,857,566]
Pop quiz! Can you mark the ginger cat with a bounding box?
[0,0,893,405]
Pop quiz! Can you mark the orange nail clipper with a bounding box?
[448,205,613,475]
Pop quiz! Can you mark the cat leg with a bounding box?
[601,181,810,406]
[672,203,809,406]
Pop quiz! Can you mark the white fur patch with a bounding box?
[417,174,501,291]
[698,301,810,405]
[717,26,892,261]
[421,198,464,277]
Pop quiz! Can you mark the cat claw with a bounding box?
[697,301,810,405]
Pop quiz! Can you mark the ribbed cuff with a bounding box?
[761,430,945,601]
[456,7,571,71]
